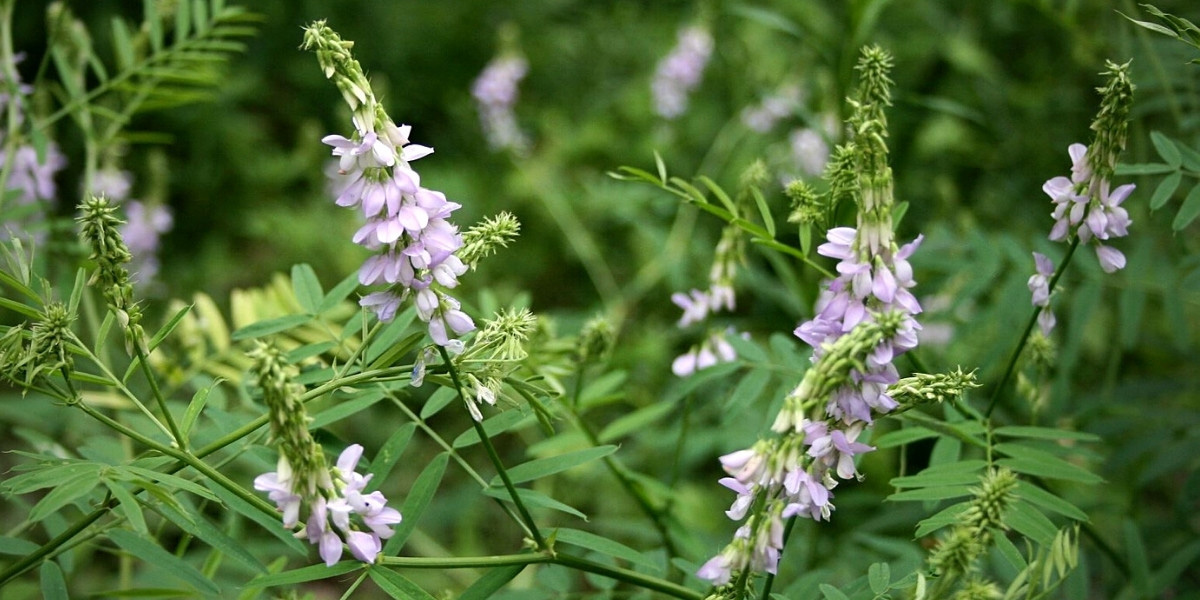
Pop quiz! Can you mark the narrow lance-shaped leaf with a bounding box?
[369,567,438,600]
[108,529,221,594]
[384,452,448,553]
[554,528,658,569]
[104,480,148,534]
[246,562,361,588]
[39,561,68,600]
[459,565,526,600]
[291,263,324,314]
[1172,184,1200,231]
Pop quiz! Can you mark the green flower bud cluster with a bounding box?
[1087,60,1134,186]
[301,20,378,130]
[454,308,539,420]
[574,314,614,365]
[249,342,329,497]
[889,368,980,408]
[775,310,906,428]
[0,303,75,392]
[928,468,1018,580]
[458,211,521,270]
[77,195,145,351]
[784,179,822,226]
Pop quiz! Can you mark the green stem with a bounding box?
[376,551,704,599]
[566,362,680,565]
[553,552,705,600]
[985,238,1079,418]
[133,341,186,448]
[759,516,798,600]
[385,393,532,538]
[67,334,174,439]
[378,552,552,569]
[0,505,103,586]
[438,345,546,550]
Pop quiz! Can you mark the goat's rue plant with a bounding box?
[0,3,1192,600]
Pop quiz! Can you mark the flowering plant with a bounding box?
[1,3,1198,600]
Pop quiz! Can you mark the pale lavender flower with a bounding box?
[1095,244,1126,273]
[651,26,713,119]
[360,290,402,322]
[741,85,802,132]
[789,128,830,178]
[3,144,66,206]
[92,168,133,201]
[671,288,711,327]
[671,329,740,377]
[121,200,173,285]
[1027,252,1056,335]
[472,54,530,153]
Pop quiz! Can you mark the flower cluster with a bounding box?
[305,21,475,350]
[256,444,401,565]
[670,166,760,377]
[1034,61,1134,333]
[77,195,145,352]
[1042,142,1133,273]
[699,311,910,585]
[472,53,530,154]
[651,25,713,119]
[1,54,66,239]
[699,47,922,588]
[250,342,401,566]
[740,85,802,133]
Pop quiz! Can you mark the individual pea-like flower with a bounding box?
[1027,252,1056,335]
[672,329,740,377]
[651,25,713,119]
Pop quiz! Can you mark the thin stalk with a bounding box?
[553,552,705,600]
[438,345,546,550]
[377,551,704,599]
[566,362,680,565]
[985,238,1079,418]
[378,552,551,569]
[133,341,186,448]
[385,393,532,538]
[67,334,173,439]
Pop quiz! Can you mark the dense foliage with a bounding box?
[1,1,1198,599]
